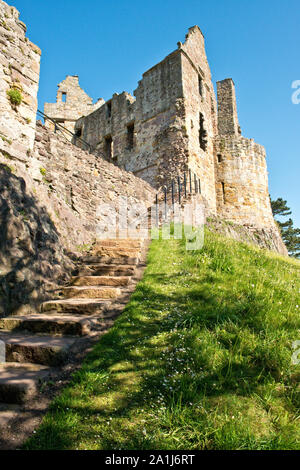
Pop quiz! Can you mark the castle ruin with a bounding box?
[0,0,290,431]
[45,26,276,230]
[0,0,285,252]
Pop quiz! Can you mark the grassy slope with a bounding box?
[25,229,300,450]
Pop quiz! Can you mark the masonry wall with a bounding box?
[0,163,75,316]
[75,27,219,214]
[76,91,136,161]
[0,0,40,162]
[31,122,156,238]
[214,78,276,229]
[214,136,276,228]
[217,79,241,136]
[76,50,188,190]
[180,26,218,214]
[133,50,188,188]
[0,117,156,316]
[44,23,284,244]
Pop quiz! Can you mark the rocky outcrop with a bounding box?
[206,215,288,256]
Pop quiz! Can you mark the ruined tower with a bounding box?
[44,75,104,137]
[215,79,275,228]
[71,26,218,213]
[217,79,241,136]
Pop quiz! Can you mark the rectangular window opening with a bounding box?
[75,127,82,138]
[62,92,67,103]
[105,135,113,160]
[127,123,134,150]
[217,154,222,163]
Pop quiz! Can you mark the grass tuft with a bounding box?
[6,87,22,106]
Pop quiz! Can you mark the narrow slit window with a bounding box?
[198,76,203,97]
[217,154,222,163]
[127,123,134,150]
[199,113,208,151]
[106,101,112,118]
[221,182,226,203]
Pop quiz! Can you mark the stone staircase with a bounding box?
[0,238,147,407]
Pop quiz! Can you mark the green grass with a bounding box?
[24,229,300,450]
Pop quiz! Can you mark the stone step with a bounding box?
[75,264,136,277]
[81,256,139,265]
[61,286,121,300]
[0,363,50,404]
[71,276,130,287]
[92,247,140,257]
[0,332,76,366]
[94,239,143,249]
[0,314,94,336]
[40,298,112,315]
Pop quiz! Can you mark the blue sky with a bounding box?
[12,0,300,226]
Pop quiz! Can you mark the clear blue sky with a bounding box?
[12,0,300,226]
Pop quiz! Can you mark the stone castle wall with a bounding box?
[214,78,276,229]
[0,117,156,315]
[44,26,280,232]
[0,163,75,316]
[214,136,276,228]
[74,26,219,215]
[31,122,155,237]
[179,26,218,213]
[75,91,136,163]
[72,27,277,232]
[133,50,188,188]
[217,79,241,136]
[76,49,188,191]
[0,0,40,162]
